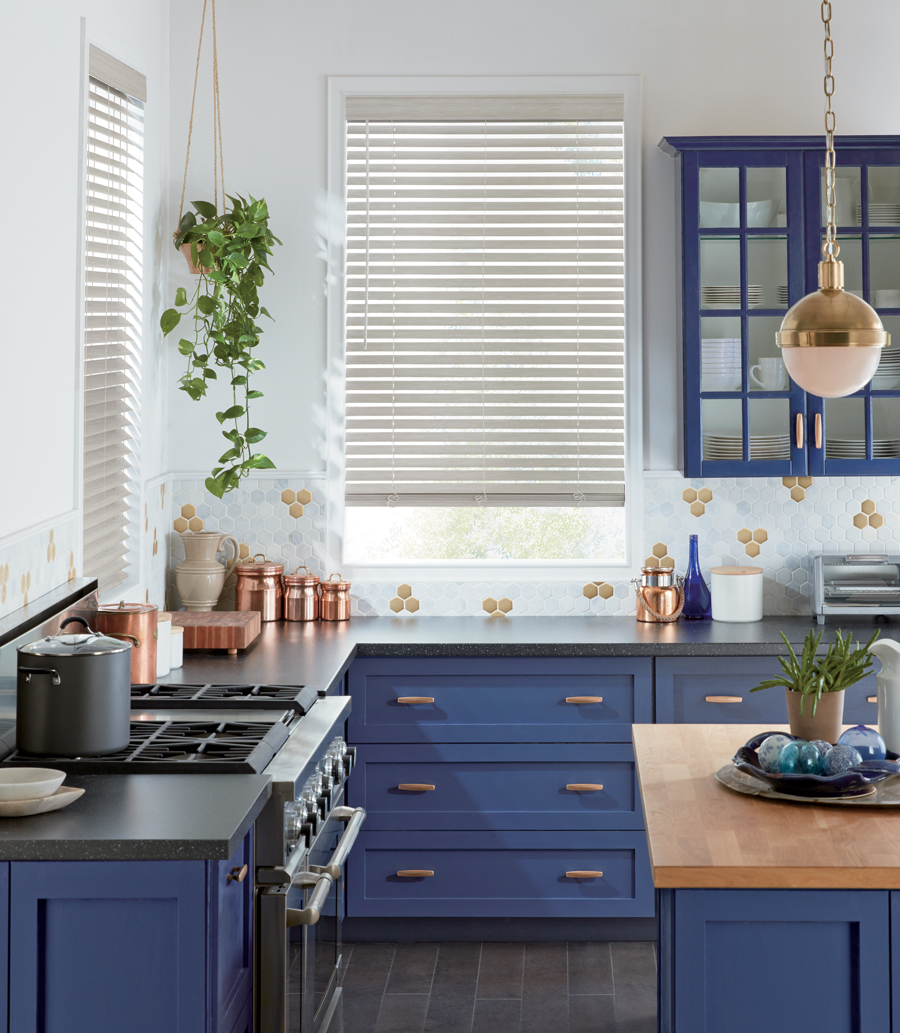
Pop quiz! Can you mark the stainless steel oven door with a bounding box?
[257,807,365,1033]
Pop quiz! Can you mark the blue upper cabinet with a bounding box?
[662,136,900,477]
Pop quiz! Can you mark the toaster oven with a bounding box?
[812,553,900,623]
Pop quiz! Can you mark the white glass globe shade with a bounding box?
[781,347,882,398]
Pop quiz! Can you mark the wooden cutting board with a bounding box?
[171,611,261,653]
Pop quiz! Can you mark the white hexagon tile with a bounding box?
[0,516,79,620]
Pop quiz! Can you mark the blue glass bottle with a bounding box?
[682,534,711,619]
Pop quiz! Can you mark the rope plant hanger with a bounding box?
[160,0,281,499]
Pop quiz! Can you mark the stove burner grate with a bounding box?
[130,683,318,714]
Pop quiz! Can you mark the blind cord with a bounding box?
[475,118,488,505]
[387,120,399,505]
[573,122,585,504]
[362,120,370,352]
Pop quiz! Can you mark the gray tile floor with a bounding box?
[332,941,656,1033]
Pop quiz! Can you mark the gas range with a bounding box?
[130,682,319,714]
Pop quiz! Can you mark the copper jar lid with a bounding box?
[283,564,320,586]
[235,553,284,575]
[320,573,351,590]
[96,602,158,614]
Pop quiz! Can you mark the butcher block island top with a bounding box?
[633,723,900,890]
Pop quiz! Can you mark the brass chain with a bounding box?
[822,0,839,259]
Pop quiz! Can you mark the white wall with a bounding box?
[166,0,900,479]
[0,0,168,541]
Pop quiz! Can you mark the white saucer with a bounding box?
[0,785,85,817]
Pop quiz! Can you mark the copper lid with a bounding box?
[96,602,158,614]
[710,565,763,576]
[236,553,284,575]
[641,566,675,575]
[320,572,351,590]
[283,564,320,586]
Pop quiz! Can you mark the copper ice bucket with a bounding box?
[633,567,684,623]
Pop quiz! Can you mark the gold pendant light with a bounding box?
[775,0,889,397]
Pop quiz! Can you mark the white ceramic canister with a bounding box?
[709,566,764,622]
[170,625,184,669]
[156,612,172,678]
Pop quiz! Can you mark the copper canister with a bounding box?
[283,565,320,622]
[320,573,351,621]
[88,602,159,685]
[235,554,284,621]
[632,567,684,624]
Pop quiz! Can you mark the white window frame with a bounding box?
[325,75,643,581]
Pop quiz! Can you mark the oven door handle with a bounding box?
[319,806,366,879]
[285,870,334,927]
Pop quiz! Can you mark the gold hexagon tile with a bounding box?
[160,484,166,508]
[239,543,251,559]
[737,528,753,544]
[483,597,498,614]
[389,597,404,613]
[144,505,148,532]
[682,488,697,503]
[660,556,675,568]
[188,516,204,532]
[870,513,885,529]
[397,584,413,600]
[152,528,158,556]
[598,582,615,600]
[288,502,304,518]
[281,489,297,505]
[583,583,598,599]
[698,487,713,504]
[643,556,657,568]
[174,516,188,533]
[853,512,869,528]
[405,598,420,613]
[652,542,668,559]
[297,488,313,505]
[745,541,760,558]
[689,501,705,517]
[790,485,806,502]
[798,476,813,488]
[782,477,798,488]
[752,529,768,543]
[181,503,196,519]
[862,499,876,515]
[498,597,513,614]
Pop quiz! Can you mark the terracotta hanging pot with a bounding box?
[173,233,213,275]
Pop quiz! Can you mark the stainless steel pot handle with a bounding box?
[285,870,334,928]
[18,667,61,686]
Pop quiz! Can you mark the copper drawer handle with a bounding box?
[397,696,435,704]
[397,870,434,877]
[566,871,603,879]
[706,695,743,703]
[228,864,249,884]
[869,696,877,703]
[398,784,435,791]
[796,413,804,449]
[565,696,603,704]
[566,784,604,791]
[815,412,823,449]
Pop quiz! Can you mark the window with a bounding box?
[339,91,637,565]
[82,47,145,594]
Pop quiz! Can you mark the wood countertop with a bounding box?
[633,723,900,890]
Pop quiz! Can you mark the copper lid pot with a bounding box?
[235,553,284,622]
[283,565,320,622]
[84,602,159,685]
[320,573,351,622]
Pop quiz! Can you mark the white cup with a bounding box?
[749,357,787,391]
[874,289,900,308]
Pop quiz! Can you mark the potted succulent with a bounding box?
[160,195,281,498]
[750,628,880,742]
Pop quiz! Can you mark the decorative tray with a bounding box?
[716,763,900,807]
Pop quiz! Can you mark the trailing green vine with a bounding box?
[160,195,281,498]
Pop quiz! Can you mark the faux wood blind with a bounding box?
[83,56,145,592]
[344,106,626,507]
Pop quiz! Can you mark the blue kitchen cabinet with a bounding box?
[7,833,252,1033]
[655,655,877,726]
[662,136,900,477]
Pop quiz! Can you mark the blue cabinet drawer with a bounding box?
[346,830,653,918]
[351,743,643,830]
[655,656,877,726]
[348,658,653,743]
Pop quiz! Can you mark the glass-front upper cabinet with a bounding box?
[804,148,900,476]
[663,136,900,477]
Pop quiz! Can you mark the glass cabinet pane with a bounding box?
[701,316,742,392]
[702,399,743,460]
[867,168,900,225]
[870,236,900,308]
[820,166,861,226]
[824,397,865,459]
[748,399,791,459]
[699,168,739,227]
[748,316,788,390]
[700,237,741,308]
[747,236,787,308]
[872,399,900,456]
[746,168,785,227]
[874,315,900,389]
[820,234,862,295]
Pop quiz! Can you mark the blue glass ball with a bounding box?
[797,742,823,774]
[823,744,863,776]
[810,740,832,759]
[779,741,803,774]
[837,724,886,762]
[758,734,794,773]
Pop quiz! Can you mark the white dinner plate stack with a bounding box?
[873,349,900,390]
[702,338,742,391]
[827,438,900,459]
[701,286,763,309]
[702,434,792,460]
[860,203,900,225]
[776,285,789,306]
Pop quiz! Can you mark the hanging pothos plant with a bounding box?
[160,195,281,498]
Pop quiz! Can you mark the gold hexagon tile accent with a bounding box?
[389,597,404,613]
[782,477,798,488]
[698,487,713,504]
[583,583,599,599]
[483,597,498,614]
[239,543,251,559]
[145,589,150,604]
[737,528,753,544]
[498,597,513,614]
[745,541,761,558]
[752,528,768,543]
[682,488,697,503]
[188,516,204,532]
[643,556,657,568]
[281,489,297,505]
[871,512,885,529]
[297,488,313,505]
[68,554,74,571]
[660,556,675,568]
[174,516,188,533]
[798,476,813,488]
[144,505,148,532]
[652,542,668,559]
[862,499,876,515]
[853,512,869,529]
[397,584,413,600]
[598,582,615,600]
[689,500,705,517]
[405,598,420,613]
[181,503,196,519]
[288,502,304,518]
[160,484,166,508]
[790,485,806,502]
[152,528,158,556]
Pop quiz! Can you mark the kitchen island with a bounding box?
[633,723,900,1032]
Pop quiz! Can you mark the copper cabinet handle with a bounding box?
[397,696,435,705]
[565,696,603,704]
[796,413,804,449]
[228,864,249,884]
[566,784,604,791]
[869,696,877,703]
[398,784,435,791]
[815,412,823,449]
[566,871,603,879]
[397,870,434,877]
[705,695,743,703]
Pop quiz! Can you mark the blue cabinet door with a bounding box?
[656,655,877,726]
[673,888,890,1033]
[348,657,653,743]
[352,742,644,830]
[209,831,253,1033]
[0,863,8,1033]
[9,860,207,1033]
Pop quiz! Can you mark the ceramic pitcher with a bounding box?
[868,639,900,754]
[175,531,240,611]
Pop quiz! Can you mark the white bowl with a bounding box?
[0,768,66,801]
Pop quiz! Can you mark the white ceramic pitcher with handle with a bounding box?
[868,639,900,754]
[175,531,240,611]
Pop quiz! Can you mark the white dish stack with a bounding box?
[826,438,900,459]
[860,203,900,225]
[702,337,742,391]
[701,285,763,309]
[703,434,792,460]
[873,348,900,390]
